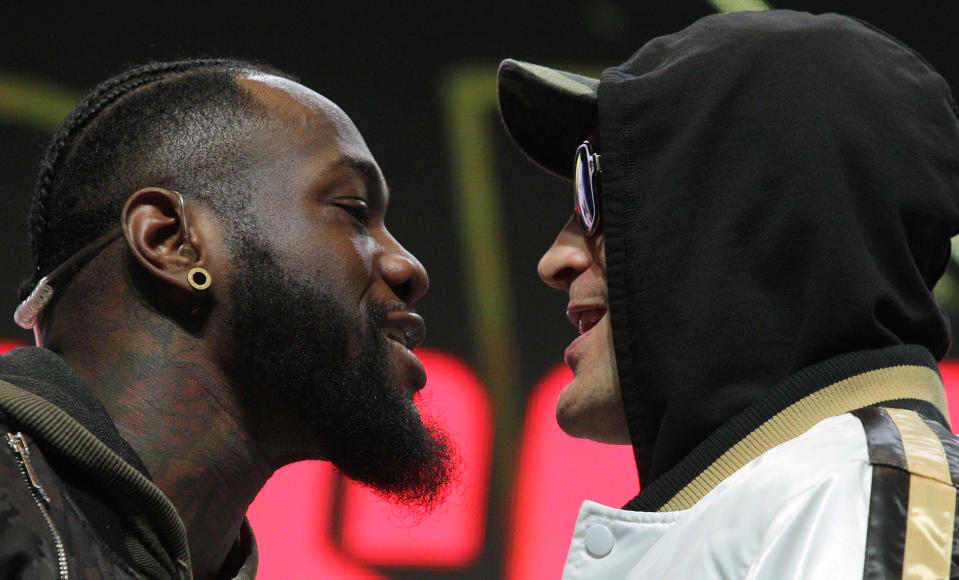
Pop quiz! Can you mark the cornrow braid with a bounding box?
[23,57,295,301]
[30,60,220,269]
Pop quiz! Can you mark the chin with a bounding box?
[554,381,594,439]
[555,379,631,444]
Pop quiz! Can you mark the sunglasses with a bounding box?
[573,140,602,236]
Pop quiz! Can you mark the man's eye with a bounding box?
[337,202,371,227]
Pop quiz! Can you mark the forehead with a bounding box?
[238,73,377,165]
[234,73,387,208]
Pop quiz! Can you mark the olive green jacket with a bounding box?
[0,347,256,579]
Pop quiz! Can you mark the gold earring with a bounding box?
[188,267,212,291]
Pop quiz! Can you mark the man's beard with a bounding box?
[227,233,455,511]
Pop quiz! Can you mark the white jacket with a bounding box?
[563,363,959,579]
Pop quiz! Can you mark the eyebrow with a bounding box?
[329,155,391,203]
[330,154,375,175]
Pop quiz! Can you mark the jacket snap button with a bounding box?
[585,524,614,558]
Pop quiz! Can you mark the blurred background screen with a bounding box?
[2,1,958,578]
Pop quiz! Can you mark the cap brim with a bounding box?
[497,59,599,180]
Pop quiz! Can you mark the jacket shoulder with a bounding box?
[850,407,959,579]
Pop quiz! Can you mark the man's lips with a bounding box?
[564,309,608,369]
[566,303,608,335]
[382,311,426,350]
[564,302,608,370]
[382,310,428,393]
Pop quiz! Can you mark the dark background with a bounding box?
[2,2,957,577]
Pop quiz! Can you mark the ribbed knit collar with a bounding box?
[0,346,258,579]
[0,346,149,476]
[624,344,947,512]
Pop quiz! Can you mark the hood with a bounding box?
[599,10,959,484]
[498,9,959,491]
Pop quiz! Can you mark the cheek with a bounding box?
[272,234,375,301]
[350,235,376,278]
[263,207,378,292]
[313,239,376,296]
[597,236,608,273]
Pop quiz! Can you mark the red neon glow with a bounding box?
[504,361,959,580]
[937,361,959,433]
[248,349,492,578]
[505,363,638,580]
[340,348,493,567]
[5,333,959,577]
[0,339,26,354]
[247,461,386,580]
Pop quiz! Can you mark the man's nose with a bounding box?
[538,216,593,291]
[379,232,429,304]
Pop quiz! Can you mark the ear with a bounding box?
[121,188,206,292]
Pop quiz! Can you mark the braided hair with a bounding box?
[23,57,294,299]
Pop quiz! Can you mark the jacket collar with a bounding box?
[0,346,149,476]
[625,344,947,512]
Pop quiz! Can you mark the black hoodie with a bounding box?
[598,11,959,499]
[499,9,959,511]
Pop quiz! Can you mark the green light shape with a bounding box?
[708,0,772,12]
[441,65,521,517]
[933,268,959,313]
[937,237,959,315]
[441,64,519,437]
[440,63,604,425]
[440,64,605,508]
[440,62,602,403]
[0,71,78,132]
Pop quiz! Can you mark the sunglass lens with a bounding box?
[574,146,597,234]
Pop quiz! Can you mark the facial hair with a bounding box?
[227,231,455,511]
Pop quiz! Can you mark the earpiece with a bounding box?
[174,192,200,262]
[173,192,211,291]
[13,277,54,330]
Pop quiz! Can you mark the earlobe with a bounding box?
[121,188,207,292]
[187,267,212,291]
